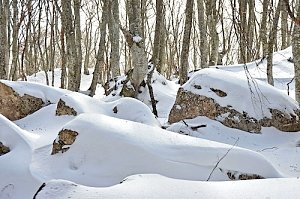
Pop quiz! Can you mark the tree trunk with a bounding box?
[152,0,164,72]
[10,0,18,80]
[260,0,270,57]
[197,0,208,68]
[267,0,281,86]
[121,0,148,97]
[0,0,7,79]
[293,1,300,102]
[180,0,194,85]
[89,0,108,97]
[207,0,218,66]
[108,0,120,78]
[61,0,78,91]
[74,0,82,91]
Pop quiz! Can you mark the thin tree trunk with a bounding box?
[180,0,194,85]
[61,0,78,91]
[152,0,164,72]
[108,0,120,78]
[74,0,82,91]
[0,0,7,79]
[267,0,282,86]
[89,0,108,97]
[260,0,270,57]
[197,0,208,68]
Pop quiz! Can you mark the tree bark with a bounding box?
[0,0,7,79]
[108,0,120,78]
[180,0,194,85]
[61,0,79,91]
[152,0,164,72]
[292,0,300,102]
[74,0,82,91]
[89,0,108,97]
[267,0,282,86]
[197,0,208,68]
[121,0,148,97]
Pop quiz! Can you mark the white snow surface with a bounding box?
[0,47,300,198]
[36,175,300,199]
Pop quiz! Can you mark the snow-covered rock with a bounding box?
[0,81,45,121]
[169,68,300,132]
[56,92,160,126]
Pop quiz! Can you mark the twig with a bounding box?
[207,138,239,181]
[287,77,294,96]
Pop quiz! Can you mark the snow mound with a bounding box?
[59,92,160,126]
[184,68,299,120]
[35,174,300,199]
[0,115,40,199]
[31,113,281,187]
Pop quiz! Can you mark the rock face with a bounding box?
[56,99,77,116]
[0,82,44,121]
[169,88,300,133]
[0,141,10,156]
[52,129,79,155]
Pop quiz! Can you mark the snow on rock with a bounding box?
[31,113,281,187]
[56,92,160,126]
[1,80,70,103]
[169,68,300,132]
[35,174,300,199]
[0,115,40,199]
[0,81,45,121]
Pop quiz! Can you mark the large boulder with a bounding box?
[168,68,300,133]
[0,82,44,120]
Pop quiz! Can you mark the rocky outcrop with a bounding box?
[55,99,77,116]
[169,88,300,133]
[51,129,79,155]
[0,82,44,121]
[0,141,10,156]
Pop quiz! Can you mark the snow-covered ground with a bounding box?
[0,47,300,198]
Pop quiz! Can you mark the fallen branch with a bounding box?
[207,138,239,181]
